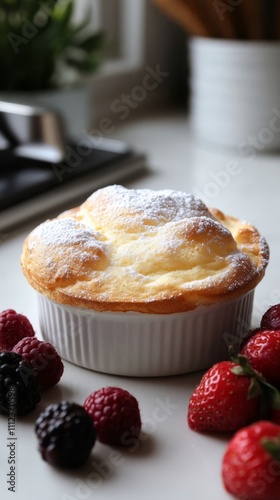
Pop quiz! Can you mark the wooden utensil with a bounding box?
[199,0,237,39]
[153,0,280,40]
[152,0,213,37]
[235,0,263,39]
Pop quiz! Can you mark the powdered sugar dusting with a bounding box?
[186,216,231,240]
[89,185,213,226]
[180,251,255,291]
[31,218,105,250]
[158,216,235,257]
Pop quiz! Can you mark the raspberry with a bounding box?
[0,309,35,351]
[12,337,64,392]
[35,401,96,467]
[84,387,141,446]
[261,303,280,330]
[0,351,41,415]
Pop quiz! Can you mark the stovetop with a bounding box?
[0,137,147,231]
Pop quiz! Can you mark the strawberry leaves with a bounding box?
[188,349,280,433]
[262,436,280,461]
[230,349,280,417]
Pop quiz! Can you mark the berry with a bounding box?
[0,351,41,415]
[12,337,64,392]
[241,329,280,389]
[261,303,280,330]
[187,358,263,432]
[35,401,96,467]
[84,387,141,446]
[222,421,280,500]
[0,309,35,351]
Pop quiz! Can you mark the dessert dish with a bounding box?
[21,185,269,376]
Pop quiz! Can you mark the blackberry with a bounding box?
[35,401,96,467]
[0,351,41,415]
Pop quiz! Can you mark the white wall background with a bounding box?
[73,0,187,127]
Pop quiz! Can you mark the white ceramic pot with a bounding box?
[188,38,280,152]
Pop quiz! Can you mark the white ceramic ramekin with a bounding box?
[37,291,254,377]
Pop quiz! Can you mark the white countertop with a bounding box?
[0,110,279,500]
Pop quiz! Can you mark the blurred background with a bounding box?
[0,0,187,134]
[1,0,280,228]
[1,0,280,146]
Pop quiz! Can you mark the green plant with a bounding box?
[0,0,105,91]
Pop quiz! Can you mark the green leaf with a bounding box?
[248,378,262,400]
[53,0,73,25]
[0,0,104,91]
[230,354,257,378]
[262,437,280,461]
[231,365,246,377]
[76,32,105,53]
[264,383,280,410]
[65,53,100,73]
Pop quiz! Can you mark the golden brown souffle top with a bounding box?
[21,185,269,314]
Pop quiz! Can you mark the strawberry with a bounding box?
[187,359,261,432]
[187,352,280,433]
[242,330,280,389]
[261,303,280,330]
[222,421,280,500]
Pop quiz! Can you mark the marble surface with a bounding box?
[0,111,279,500]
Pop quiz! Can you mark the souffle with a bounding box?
[21,185,269,314]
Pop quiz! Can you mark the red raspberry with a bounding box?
[12,337,64,392]
[0,309,35,350]
[261,303,280,330]
[84,387,141,446]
